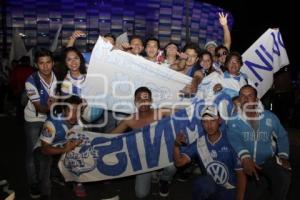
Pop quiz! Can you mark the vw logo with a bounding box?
[206,161,229,185]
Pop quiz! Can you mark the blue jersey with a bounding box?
[182,131,241,188]
[24,72,57,122]
[61,72,86,97]
[40,115,69,147]
[222,71,253,98]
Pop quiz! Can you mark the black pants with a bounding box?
[245,157,291,200]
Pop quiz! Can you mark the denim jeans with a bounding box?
[36,149,52,196]
[135,164,177,198]
[24,121,44,186]
[245,156,291,200]
[193,175,236,200]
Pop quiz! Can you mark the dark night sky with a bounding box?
[202,0,298,74]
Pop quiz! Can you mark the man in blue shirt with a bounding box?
[227,85,291,200]
[173,105,246,200]
[38,95,83,199]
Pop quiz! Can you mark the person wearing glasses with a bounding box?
[214,45,229,72]
[197,51,254,106]
[212,52,254,98]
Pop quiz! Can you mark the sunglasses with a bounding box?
[216,51,228,57]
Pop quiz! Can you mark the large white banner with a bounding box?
[58,29,290,183]
[58,95,232,182]
[241,28,289,98]
[81,37,192,114]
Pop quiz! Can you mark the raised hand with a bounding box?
[70,30,86,40]
[178,52,188,60]
[218,12,228,26]
[175,132,187,146]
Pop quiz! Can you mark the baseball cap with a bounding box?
[204,41,218,49]
[201,105,219,118]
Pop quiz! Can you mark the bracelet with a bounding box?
[174,140,182,147]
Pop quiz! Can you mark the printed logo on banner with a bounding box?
[206,161,229,185]
[63,133,96,176]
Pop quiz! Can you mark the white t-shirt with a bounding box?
[24,72,57,122]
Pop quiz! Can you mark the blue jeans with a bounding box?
[135,164,177,198]
[37,149,52,196]
[193,175,236,200]
[24,121,44,187]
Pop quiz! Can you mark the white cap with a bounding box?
[204,41,218,49]
[201,105,219,118]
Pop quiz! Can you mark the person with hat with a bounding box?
[173,105,246,200]
[204,12,232,61]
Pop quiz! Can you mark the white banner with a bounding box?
[241,28,289,98]
[58,96,232,182]
[81,37,192,114]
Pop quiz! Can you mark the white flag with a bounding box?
[241,28,289,98]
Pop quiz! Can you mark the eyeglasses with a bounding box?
[216,51,228,57]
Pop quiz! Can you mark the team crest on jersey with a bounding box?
[221,146,229,152]
[206,161,229,185]
[210,150,218,158]
[42,126,53,138]
[63,133,95,176]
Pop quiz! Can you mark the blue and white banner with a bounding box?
[241,28,289,98]
[58,96,232,182]
[81,37,192,114]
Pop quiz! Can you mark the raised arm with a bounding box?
[219,12,231,50]
[66,30,86,47]
[173,133,191,167]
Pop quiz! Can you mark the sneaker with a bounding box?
[29,184,41,199]
[176,171,189,182]
[101,195,119,200]
[151,171,160,183]
[73,183,87,198]
[159,180,170,197]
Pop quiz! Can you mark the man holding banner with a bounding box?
[111,87,177,198]
[173,105,246,200]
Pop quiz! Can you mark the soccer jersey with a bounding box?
[182,131,241,189]
[40,115,69,147]
[61,71,103,123]
[61,71,86,96]
[24,72,57,122]
[221,71,254,98]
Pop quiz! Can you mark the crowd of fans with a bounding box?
[0,11,299,200]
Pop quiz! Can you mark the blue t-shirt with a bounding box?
[182,131,241,188]
[40,115,69,147]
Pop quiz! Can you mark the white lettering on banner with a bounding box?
[241,28,289,98]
